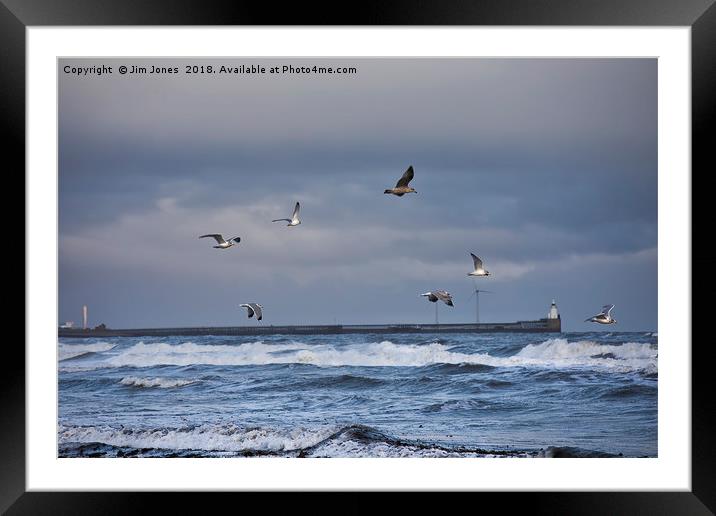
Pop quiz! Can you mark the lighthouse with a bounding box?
[548,299,559,320]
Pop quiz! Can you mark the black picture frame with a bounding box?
[5,0,713,513]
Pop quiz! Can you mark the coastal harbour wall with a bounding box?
[59,318,561,338]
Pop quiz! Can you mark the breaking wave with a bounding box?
[58,338,656,374]
[59,341,116,361]
[119,376,199,389]
[58,423,339,455]
[57,422,621,458]
[515,339,657,374]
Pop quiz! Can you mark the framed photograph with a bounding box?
[8,0,713,512]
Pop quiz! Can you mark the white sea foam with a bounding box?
[514,338,657,374]
[59,338,657,373]
[57,423,521,457]
[119,376,199,389]
[93,340,498,369]
[58,341,116,361]
[308,439,495,458]
[58,423,338,453]
[516,339,655,360]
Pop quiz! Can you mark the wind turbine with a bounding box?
[468,282,493,323]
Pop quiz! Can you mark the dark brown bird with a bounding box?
[384,166,417,196]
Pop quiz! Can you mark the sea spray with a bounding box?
[61,338,657,373]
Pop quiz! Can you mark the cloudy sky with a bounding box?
[59,58,657,331]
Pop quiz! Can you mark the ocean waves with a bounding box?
[59,341,116,361]
[119,376,200,389]
[58,332,658,458]
[58,422,337,455]
[59,337,657,374]
[58,422,620,458]
[514,338,657,374]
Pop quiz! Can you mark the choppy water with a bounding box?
[58,332,657,458]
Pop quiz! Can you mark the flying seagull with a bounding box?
[585,304,617,324]
[272,202,301,226]
[467,253,490,277]
[199,234,241,249]
[384,166,417,196]
[239,303,263,321]
[421,290,454,306]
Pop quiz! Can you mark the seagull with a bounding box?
[199,234,241,249]
[272,202,301,226]
[421,290,454,306]
[239,303,263,321]
[384,166,417,196]
[467,253,490,277]
[585,304,617,324]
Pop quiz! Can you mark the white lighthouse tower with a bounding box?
[548,299,559,319]
[82,305,88,329]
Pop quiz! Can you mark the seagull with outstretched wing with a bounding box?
[272,202,301,226]
[467,253,490,277]
[421,290,454,306]
[239,303,263,321]
[199,234,241,249]
[384,166,417,196]
[585,304,617,324]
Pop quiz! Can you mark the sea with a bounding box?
[58,331,657,458]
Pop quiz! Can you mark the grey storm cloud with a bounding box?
[58,57,657,331]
